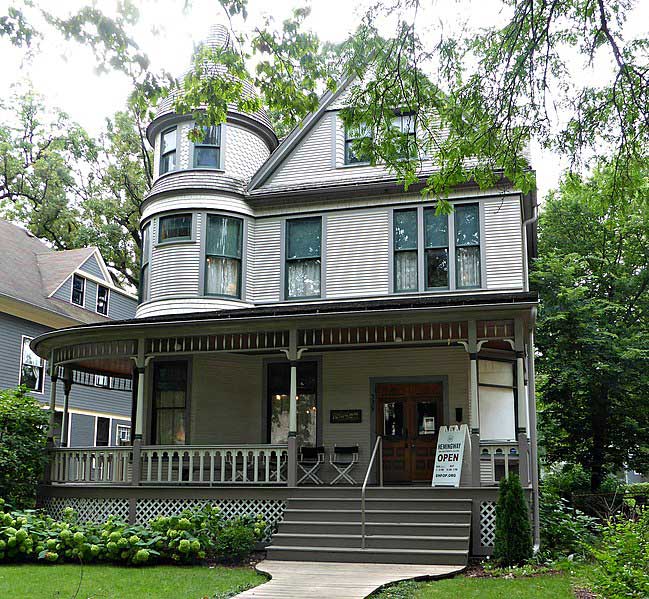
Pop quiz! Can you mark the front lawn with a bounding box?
[0,564,264,599]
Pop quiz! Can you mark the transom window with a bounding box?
[393,203,481,293]
[344,122,371,165]
[19,336,44,393]
[204,214,242,298]
[286,217,322,299]
[72,274,85,306]
[159,127,177,175]
[159,214,192,243]
[193,125,222,168]
[139,223,150,303]
[96,284,109,315]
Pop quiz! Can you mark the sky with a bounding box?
[1,0,646,200]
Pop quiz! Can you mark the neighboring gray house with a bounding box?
[32,25,540,565]
[0,219,137,446]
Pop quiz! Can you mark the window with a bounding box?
[267,361,317,446]
[96,284,109,315]
[19,336,44,393]
[454,203,481,288]
[159,213,192,243]
[159,127,176,174]
[205,214,242,298]
[344,122,371,164]
[393,209,418,292]
[392,112,416,158]
[95,417,110,446]
[286,217,321,299]
[152,361,188,445]
[478,359,516,441]
[94,374,110,388]
[116,425,131,444]
[193,125,221,168]
[424,208,449,289]
[392,203,482,293]
[139,223,150,303]
[72,274,85,306]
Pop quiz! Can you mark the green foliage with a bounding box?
[627,483,649,497]
[590,508,649,599]
[493,474,533,566]
[0,387,48,508]
[534,160,649,491]
[0,502,265,566]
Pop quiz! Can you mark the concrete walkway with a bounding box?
[235,560,464,599]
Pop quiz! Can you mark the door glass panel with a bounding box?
[416,401,437,436]
[152,362,187,445]
[383,401,405,437]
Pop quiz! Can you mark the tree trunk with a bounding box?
[590,389,610,492]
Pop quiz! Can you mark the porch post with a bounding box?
[46,358,58,444]
[59,368,72,448]
[514,318,528,434]
[287,329,298,487]
[131,340,147,491]
[527,321,541,549]
[467,320,481,486]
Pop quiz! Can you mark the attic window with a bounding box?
[96,284,109,315]
[72,274,85,306]
[392,112,416,158]
[193,125,222,169]
[344,122,371,165]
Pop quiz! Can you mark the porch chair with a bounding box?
[330,445,359,485]
[297,446,325,485]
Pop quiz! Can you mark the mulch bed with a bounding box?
[573,588,598,599]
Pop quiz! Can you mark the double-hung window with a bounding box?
[478,359,516,441]
[193,125,221,168]
[72,274,85,306]
[344,122,371,165]
[159,127,177,174]
[286,217,321,299]
[204,214,242,298]
[392,112,416,158]
[393,203,481,293]
[19,336,44,393]
[139,223,150,303]
[96,284,109,315]
[159,213,192,243]
[393,209,418,292]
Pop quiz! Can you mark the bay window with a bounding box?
[204,214,242,298]
[393,209,418,292]
[286,217,321,299]
[193,125,221,168]
[454,203,481,288]
[159,127,177,175]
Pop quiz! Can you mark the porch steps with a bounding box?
[266,488,471,566]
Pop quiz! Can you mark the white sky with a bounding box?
[1,0,646,200]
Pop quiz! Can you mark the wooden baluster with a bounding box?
[199,452,205,483]
[188,451,194,483]
[264,449,270,483]
[253,450,259,483]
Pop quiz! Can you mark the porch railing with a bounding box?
[479,442,525,486]
[50,447,132,484]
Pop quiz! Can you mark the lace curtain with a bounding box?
[287,259,321,298]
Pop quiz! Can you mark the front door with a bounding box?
[376,382,444,483]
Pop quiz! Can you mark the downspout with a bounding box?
[527,307,541,552]
[521,193,539,292]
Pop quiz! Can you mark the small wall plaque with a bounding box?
[330,409,362,424]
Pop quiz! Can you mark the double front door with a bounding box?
[376,382,444,483]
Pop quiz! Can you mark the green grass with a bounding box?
[0,564,265,599]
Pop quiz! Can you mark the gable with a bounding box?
[79,254,107,281]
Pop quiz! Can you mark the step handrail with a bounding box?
[361,435,383,549]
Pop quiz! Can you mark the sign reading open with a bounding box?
[432,424,470,487]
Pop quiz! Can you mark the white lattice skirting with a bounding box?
[480,500,497,547]
[41,496,285,542]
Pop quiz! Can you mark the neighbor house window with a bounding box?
[393,209,418,292]
[19,336,44,393]
[286,217,321,299]
[94,374,110,388]
[95,417,110,446]
[392,111,416,158]
[152,361,188,445]
[159,127,177,174]
[139,223,150,303]
[116,425,131,444]
[424,208,449,289]
[205,214,242,298]
[478,359,516,441]
[344,122,371,165]
[71,274,85,306]
[454,203,481,288]
[96,284,109,315]
[193,125,221,168]
[158,213,192,243]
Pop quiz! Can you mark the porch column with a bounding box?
[467,321,481,486]
[131,339,148,495]
[527,321,541,549]
[287,329,298,487]
[46,359,58,444]
[59,368,72,448]
[514,318,528,434]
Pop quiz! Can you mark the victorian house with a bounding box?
[33,25,540,565]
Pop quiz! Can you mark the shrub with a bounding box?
[493,474,533,566]
[0,386,49,508]
[0,500,266,566]
[590,508,649,598]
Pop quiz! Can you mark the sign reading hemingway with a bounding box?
[431,426,467,487]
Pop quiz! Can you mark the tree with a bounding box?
[0,386,49,508]
[493,474,533,566]
[533,160,649,491]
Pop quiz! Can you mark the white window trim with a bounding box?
[96,284,110,315]
[93,415,112,447]
[116,424,131,444]
[18,335,45,395]
[71,273,86,307]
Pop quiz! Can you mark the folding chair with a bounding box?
[297,446,325,485]
[330,445,359,485]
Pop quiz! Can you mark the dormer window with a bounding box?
[193,125,222,169]
[344,123,371,165]
[72,274,85,306]
[159,127,177,175]
[392,112,416,158]
[96,284,109,315]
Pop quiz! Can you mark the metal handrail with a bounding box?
[361,435,383,549]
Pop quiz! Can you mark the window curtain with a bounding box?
[395,251,418,292]
[205,215,242,297]
[456,246,480,288]
[287,259,321,298]
[205,256,240,296]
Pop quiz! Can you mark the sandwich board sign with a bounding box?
[432,424,470,487]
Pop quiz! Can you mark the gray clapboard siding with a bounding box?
[69,413,95,447]
[252,219,282,302]
[85,279,98,312]
[79,254,105,280]
[142,194,254,221]
[150,213,202,299]
[325,210,390,298]
[483,196,524,290]
[52,276,72,303]
[108,290,137,321]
